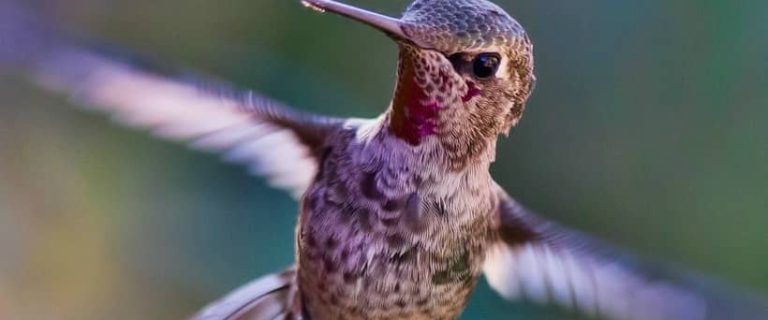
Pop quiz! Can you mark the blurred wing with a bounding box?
[0,3,342,198]
[485,188,768,320]
[34,49,342,198]
[192,268,297,320]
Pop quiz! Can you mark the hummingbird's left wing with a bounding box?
[0,2,343,198]
[485,188,768,320]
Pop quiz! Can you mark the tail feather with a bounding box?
[191,268,298,320]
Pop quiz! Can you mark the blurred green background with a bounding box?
[0,0,767,319]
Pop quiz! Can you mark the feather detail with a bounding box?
[191,268,298,320]
[485,187,768,320]
[0,3,343,198]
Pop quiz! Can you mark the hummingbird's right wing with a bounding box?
[0,2,343,198]
[485,187,768,320]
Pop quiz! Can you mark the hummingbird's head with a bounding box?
[304,0,534,164]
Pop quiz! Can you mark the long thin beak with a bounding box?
[301,0,426,47]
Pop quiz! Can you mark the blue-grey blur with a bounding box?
[0,0,766,319]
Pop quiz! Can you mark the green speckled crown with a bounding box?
[401,0,529,52]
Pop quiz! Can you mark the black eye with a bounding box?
[472,53,501,79]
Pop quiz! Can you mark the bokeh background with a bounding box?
[0,0,766,319]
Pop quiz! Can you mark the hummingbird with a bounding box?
[1,0,767,319]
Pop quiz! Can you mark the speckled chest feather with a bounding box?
[296,126,499,320]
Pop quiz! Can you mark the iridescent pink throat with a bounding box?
[391,70,480,145]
